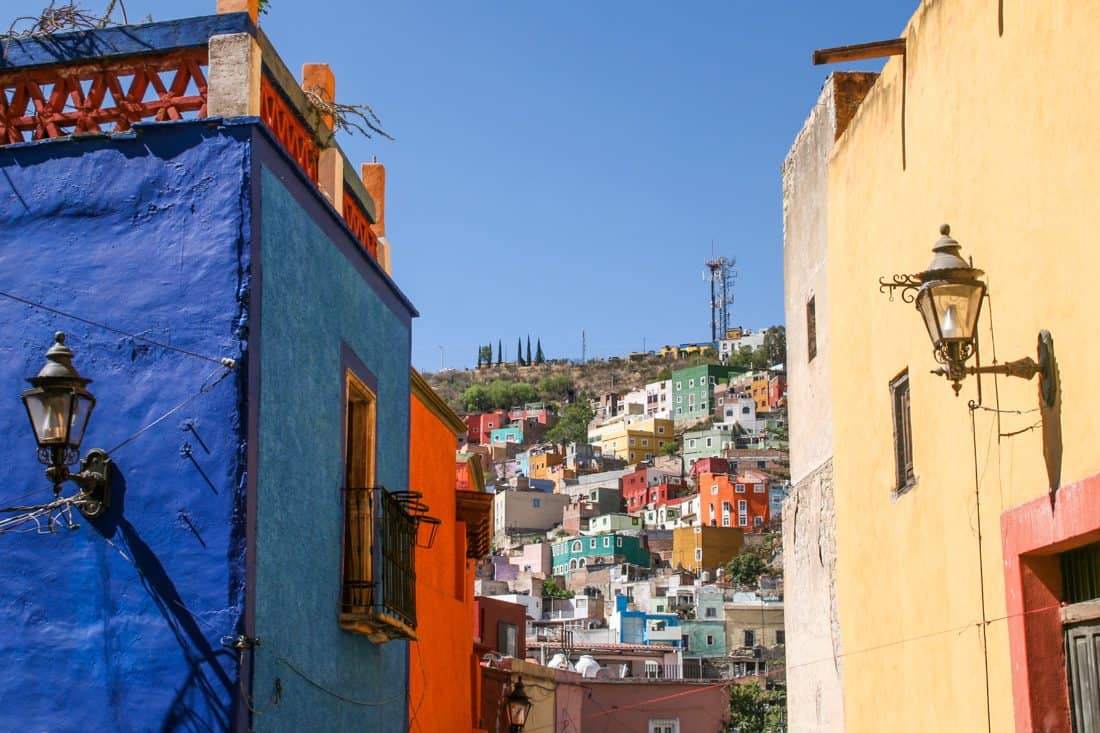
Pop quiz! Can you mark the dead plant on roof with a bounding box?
[303,85,395,142]
[4,0,141,39]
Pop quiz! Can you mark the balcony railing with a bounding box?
[341,487,418,641]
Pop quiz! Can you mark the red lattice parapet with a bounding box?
[0,49,209,144]
[343,188,380,260]
[260,75,319,183]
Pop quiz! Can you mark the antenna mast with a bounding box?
[705,255,737,344]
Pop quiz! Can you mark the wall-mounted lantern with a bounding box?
[880,225,1056,403]
[22,332,111,517]
[505,678,533,732]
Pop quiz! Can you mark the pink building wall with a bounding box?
[582,681,730,733]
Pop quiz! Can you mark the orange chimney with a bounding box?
[301,63,335,131]
[361,162,385,237]
[216,0,259,22]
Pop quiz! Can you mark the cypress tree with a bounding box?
[526,335,532,365]
[497,340,502,365]
[536,338,545,364]
[476,347,481,369]
[517,337,525,365]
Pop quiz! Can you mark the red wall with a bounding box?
[409,394,478,732]
[1000,471,1100,733]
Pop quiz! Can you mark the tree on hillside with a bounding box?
[762,326,786,368]
[463,384,492,412]
[517,337,525,366]
[536,375,573,401]
[478,344,493,367]
[660,439,679,457]
[535,338,545,364]
[545,398,593,445]
[541,577,573,599]
[526,335,532,365]
[725,554,767,587]
[729,682,786,733]
[496,340,502,366]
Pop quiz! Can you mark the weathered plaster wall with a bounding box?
[782,460,843,732]
[252,153,412,732]
[781,73,876,733]
[821,1,1100,730]
[0,123,250,731]
[582,681,730,733]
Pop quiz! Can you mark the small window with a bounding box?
[648,720,679,733]
[616,537,623,547]
[705,607,717,618]
[603,537,611,548]
[498,622,518,657]
[572,540,583,552]
[722,501,732,512]
[675,381,682,389]
[742,406,750,414]
[722,516,731,527]
[642,439,649,447]
[753,516,764,528]
[710,485,718,495]
[689,379,695,388]
[694,548,703,561]
[706,634,715,646]
[776,629,786,645]
[658,426,665,434]
[735,483,746,493]
[744,629,756,647]
[753,484,766,493]
[738,500,747,511]
[590,538,597,549]
[807,296,817,361]
[738,516,747,527]
[890,370,915,491]
[705,438,713,447]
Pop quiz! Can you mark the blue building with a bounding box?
[612,595,684,647]
[0,9,419,732]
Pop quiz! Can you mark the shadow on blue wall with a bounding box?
[91,466,236,732]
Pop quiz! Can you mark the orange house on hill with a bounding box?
[409,372,493,732]
[698,469,771,533]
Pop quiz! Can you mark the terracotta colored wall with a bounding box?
[581,681,730,732]
[409,395,475,732]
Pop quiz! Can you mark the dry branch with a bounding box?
[4,0,138,40]
[304,86,395,142]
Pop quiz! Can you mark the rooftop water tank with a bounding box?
[575,655,601,678]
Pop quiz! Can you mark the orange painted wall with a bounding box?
[409,394,477,733]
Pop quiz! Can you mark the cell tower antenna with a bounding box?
[704,253,737,344]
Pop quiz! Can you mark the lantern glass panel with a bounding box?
[68,392,95,449]
[24,391,74,446]
[917,281,984,345]
[507,697,531,726]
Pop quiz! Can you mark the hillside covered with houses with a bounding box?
[427,326,790,727]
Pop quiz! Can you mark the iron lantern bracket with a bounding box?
[64,449,112,518]
[878,273,924,303]
[931,331,1057,407]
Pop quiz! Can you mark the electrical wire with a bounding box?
[274,654,406,707]
[0,288,237,367]
[106,366,233,454]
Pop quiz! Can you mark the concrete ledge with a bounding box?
[0,13,254,70]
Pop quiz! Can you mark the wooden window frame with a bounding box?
[889,369,916,494]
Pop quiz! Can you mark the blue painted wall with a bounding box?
[250,148,413,732]
[0,123,251,731]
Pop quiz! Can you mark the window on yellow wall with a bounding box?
[890,369,915,492]
[341,371,376,622]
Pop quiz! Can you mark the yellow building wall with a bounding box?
[822,2,1100,731]
[672,526,743,572]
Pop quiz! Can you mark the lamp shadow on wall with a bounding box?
[1041,340,1063,506]
[89,464,236,731]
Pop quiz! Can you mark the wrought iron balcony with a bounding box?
[340,486,420,642]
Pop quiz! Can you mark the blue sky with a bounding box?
[87,0,916,370]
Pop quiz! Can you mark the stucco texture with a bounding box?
[408,392,477,732]
[0,123,250,731]
[252,161,411,732]
[819,1,1100,730]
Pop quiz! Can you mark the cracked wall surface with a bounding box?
[781,73,876,732]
